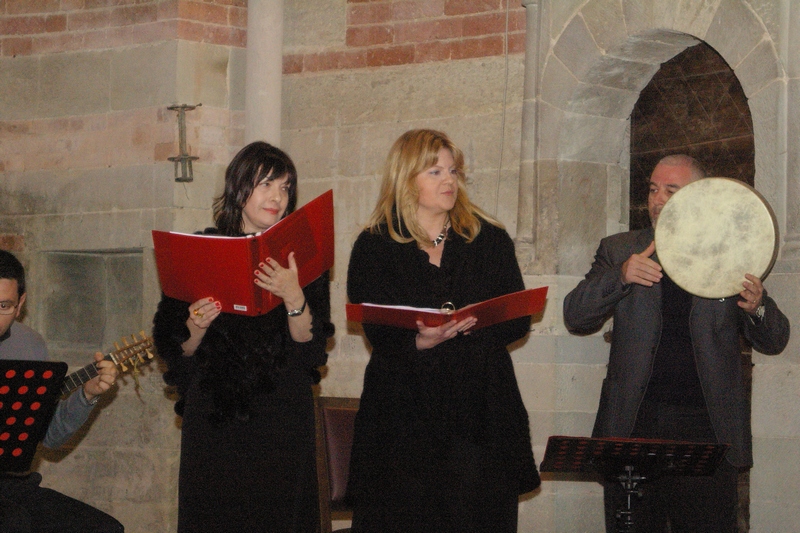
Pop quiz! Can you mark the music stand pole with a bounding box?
[614,465,646,533]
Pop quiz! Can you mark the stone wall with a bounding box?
[527,1,800,531]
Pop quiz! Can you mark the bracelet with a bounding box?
[84,390,100,405]
[287,299,307,317]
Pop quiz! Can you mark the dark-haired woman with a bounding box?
[346,130,540,532]
[153,141,334,533]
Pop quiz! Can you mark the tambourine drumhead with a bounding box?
[654,177,778,299]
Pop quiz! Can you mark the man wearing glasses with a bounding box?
[0,249,123,533]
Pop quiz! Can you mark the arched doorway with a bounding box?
[630,42,755,230]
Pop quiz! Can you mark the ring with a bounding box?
[193,309,200,316]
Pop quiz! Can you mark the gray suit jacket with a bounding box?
[563,228,790,467]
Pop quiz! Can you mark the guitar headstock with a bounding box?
[60,332,157,397]
[109,331,155,373]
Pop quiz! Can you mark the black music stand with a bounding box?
[0,360,68,473]
[540,435,729,533]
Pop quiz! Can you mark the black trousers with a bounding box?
[603,402,739,533]
[0,473,123,533]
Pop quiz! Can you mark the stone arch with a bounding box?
[536,0,786,276]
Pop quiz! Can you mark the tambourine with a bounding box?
[654,177,778,299]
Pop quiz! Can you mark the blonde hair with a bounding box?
[366,129,502,246]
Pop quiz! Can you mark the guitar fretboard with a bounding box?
[60,360,104,396]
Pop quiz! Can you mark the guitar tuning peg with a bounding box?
[123,337,130,347]
[120,361,129,372]
[114,342,121,351]
[145,349,154,360]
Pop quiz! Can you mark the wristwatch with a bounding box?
[287,299,307,317]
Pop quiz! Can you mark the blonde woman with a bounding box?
[346,129,540,532]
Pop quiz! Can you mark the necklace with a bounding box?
[432,220,450,247]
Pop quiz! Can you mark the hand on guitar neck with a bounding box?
[61,332,155,401]
[82,352,117,403]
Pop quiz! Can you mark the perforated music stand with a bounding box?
[0,360,68,473]
[540,435,729,533]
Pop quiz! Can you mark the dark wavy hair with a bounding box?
[213,142,298,235]
[0,250,25,297]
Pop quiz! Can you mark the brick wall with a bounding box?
[0,106,243,174]
[0,1,248,171]
[0,0,247,57]
[284,0,525,74]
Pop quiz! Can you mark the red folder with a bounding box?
[346,286,548,331]
[152,190,334,316]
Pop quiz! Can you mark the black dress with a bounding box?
[153,245,334,533]
[346,221,540,533]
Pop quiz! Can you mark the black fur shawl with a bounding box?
[153,271,333,423]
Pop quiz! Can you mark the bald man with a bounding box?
[0,249,123,533]
[563,155,790,532]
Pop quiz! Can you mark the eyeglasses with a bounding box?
[0,301,19,315]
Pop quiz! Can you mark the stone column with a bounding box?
[517,0,541,263]
[784,0,800,271]
[245,0,284,146]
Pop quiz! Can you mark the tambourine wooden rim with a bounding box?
[654,177,779,299]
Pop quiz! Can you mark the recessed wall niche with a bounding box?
[44,250,143,365]
[630,42,755,230]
